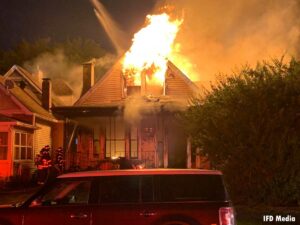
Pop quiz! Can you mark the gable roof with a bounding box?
[166,61,199,96]
[4,65,42,93]
[3,65,64,106]
[0,76,56,121]
[52,79,73,96]
[75,59,199,107]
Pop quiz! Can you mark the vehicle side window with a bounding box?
[99,176,139,203]
[30,180,91,207]
[157,175,226,201]
[141,176,154,202]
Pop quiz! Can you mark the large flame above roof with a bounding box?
[122,13,182,86]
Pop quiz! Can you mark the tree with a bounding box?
[0,38,107,74]
[183,58,300,205]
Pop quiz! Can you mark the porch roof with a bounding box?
[52,105,121,117]
[0,114,38,129]
[53,95,187,117]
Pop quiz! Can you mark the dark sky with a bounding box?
[0,0,157,51]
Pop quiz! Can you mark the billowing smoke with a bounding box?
[23,51,116,104]
[23,51,82,101]
[156,0,300,84]
[123,95,188,125]
[95,53,117,68]
[123,96,161,125]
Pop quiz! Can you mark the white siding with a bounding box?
[34,123,51,156]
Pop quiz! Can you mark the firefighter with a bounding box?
[36,145,52,184]
[55,147,65,173]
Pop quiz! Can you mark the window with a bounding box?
[0,132,8,160]
[30,180,91,207]
[130,126,138,158]
[99,176,139,203]
[14,131,33,160]
[105,117,125,158]
[141,176,154,202]
[158,175,227,201]
[93,128,100,156]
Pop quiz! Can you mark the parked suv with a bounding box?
[0,169,235,225]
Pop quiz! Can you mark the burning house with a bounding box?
[54,57,199,169]
[0,12,205,179]
[53,12,203,170]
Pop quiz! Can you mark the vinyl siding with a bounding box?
[165,70,194,98]
[34,122,52,156]
[77,61,124,106]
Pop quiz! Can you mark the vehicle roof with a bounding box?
[58,169,222,178]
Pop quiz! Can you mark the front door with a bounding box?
[141,118,157,168]
[23,179,92,225]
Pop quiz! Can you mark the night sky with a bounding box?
[0,0,157,51]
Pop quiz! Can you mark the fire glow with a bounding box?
[122,13,182,86]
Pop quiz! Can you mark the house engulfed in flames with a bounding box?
[54,13,206,169]
[55,58,199,169]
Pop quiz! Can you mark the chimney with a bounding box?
[42,78,52,111]
[81,59,95,96]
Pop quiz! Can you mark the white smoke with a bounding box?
[155,0,300,83]
[23,50,116,104]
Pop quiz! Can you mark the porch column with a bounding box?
[125,131,130,159]
[195,147,201,168]
[163,135,168,168]
[187,136,192,168]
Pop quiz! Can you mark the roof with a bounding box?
[3,65,64,106]
[166,61,199,95]
[0,114,15,122]
[4,65,42,93]
[52,79,73,96]
[75,59,124,106]
[0,114,38,129]
[75,58,199,107]
[0,76,56,120]
[58,169,222,178]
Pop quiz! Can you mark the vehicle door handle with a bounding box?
[70,213,88,219]
[139,211,157,217]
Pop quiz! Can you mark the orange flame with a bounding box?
[122,13,182,86]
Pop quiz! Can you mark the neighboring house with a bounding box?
[4,65,75,106]
[0,66,63,181]
[54,59,202,169]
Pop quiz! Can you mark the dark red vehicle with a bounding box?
[0,169,235,225]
